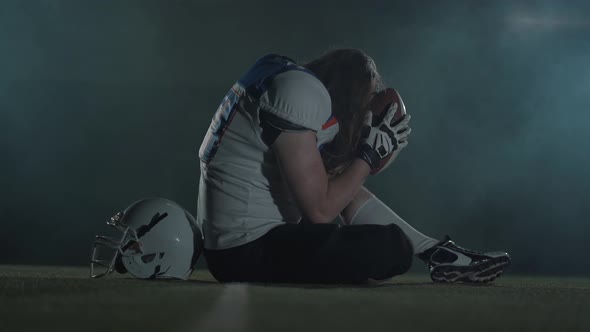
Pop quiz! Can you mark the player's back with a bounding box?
[197,55,337,250]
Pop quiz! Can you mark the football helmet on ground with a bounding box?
[90,197,203,280]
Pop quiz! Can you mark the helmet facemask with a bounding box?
[90,211,142,278]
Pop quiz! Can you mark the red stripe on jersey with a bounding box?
[321,116,338,130]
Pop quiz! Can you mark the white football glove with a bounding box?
[358,103,411,171]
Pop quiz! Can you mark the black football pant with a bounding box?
[204,223,413,284]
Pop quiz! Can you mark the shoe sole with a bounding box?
[430,255,511,284]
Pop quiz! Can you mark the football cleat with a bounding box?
[418,236,511,283]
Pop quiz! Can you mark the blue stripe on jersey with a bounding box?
[238,54,316,98]
[199,54,318,164]
[198,85,242,164]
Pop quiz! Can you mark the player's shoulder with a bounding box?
[260,69,331,132]
[271,69,329,99]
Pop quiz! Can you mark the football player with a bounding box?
[197,49,510,284]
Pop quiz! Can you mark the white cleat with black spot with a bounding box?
[418,236,511,283]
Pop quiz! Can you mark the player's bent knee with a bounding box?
[386,224,414,276]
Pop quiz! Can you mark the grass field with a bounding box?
[1,265,589,332]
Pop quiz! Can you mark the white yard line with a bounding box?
[191,283,249,332]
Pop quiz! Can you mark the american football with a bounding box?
[369,87,407,128]
[368,87,407,175]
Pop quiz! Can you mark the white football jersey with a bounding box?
[198,68,338,250]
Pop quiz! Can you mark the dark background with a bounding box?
[1,0,589,275]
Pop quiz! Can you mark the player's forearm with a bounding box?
[311,159,370,223]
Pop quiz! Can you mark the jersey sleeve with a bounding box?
[258,70,332,132]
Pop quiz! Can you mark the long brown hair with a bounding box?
[303,48,382,175]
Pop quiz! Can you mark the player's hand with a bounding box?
[358,104,411,170]
[380,101,412,150]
